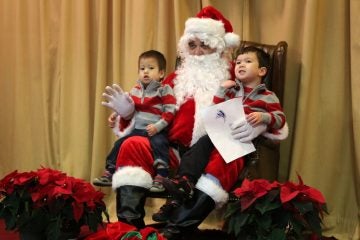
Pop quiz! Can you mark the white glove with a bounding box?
[101,84,135,119]
[230,119,267,142]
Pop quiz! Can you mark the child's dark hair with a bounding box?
[138,50,167,72]
[237,46,270,81]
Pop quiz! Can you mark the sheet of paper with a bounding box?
[201,98,255,163]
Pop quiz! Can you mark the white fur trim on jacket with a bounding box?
[112,166,153,190]
[195,175,229,208]
[112,115,135,138]
[262,122,289,141]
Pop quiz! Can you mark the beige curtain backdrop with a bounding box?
[0,0,358,238]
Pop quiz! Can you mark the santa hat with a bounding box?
[181,6,240,51]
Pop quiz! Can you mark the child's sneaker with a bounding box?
[149,175,166,192]
[162,176,194,201]
[92,171,112,187]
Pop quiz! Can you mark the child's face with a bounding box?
[138,57,165,85]
[234,52,266,86]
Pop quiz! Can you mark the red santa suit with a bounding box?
[111,7,288,208]
[99,7,291,236]
[112,66,288,208]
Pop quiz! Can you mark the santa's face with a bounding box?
[187,38,217,56]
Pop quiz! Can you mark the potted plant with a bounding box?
[224,175,328,240]
[0,167,109,240]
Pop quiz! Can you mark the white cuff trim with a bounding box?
[262,122,289,141]
[112,115,135,138]
[195,175,229,208]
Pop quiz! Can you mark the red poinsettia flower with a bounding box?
[37,167,67,186]
[280,174,326,204]
[0,170,19,194]
[233,178,280,211]
[72,201,85,222]
[13,171,37,186]
[0,167,109,237]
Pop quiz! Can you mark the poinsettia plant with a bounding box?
[224,175,328,240]
[0,167,109,239]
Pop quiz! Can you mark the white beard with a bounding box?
[173,52,231,145]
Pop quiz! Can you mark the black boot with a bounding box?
[116,185,147,229]
[161,189,216,240]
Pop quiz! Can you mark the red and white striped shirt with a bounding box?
[213,81,286,131]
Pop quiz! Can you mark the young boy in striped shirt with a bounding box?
[153,46,286,221]
[93,50,176,192]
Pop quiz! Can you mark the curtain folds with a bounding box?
[0,0,358,238]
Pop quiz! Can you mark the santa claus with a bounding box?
[101,6,288,238]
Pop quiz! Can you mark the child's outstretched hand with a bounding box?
[221,80,236,89]
[146,124,158,136]
[108,112,118,128]
[246,112,263,126]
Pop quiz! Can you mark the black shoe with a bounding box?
[152,200,180,222]
[162,176,194,201]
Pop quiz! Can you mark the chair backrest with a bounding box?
[234,40,288,183]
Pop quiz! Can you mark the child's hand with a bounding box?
[221,80,236,89]
[246,112,263,126]
[108,112,118,128]
[146,124,158,136]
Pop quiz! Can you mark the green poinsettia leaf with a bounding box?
[305,211,322,236]
[233,213,250,236]
[288,218,303,237]
[224,202,241,219]
[18,208,49,233]
[225,215,235,234]
[102,208,110,223]
[266,189,280,201]
[121,231,142,239]
[255,213,273,231]
[0,208,17,230]
[147,232,160,240]
[255,200,281,215]
[87,211,103,232]
[321,203,329,214]
[46,216,62,240]
[269,228,286,240]
[292,201,314,214]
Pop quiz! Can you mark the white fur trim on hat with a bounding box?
[195,175,229,208]
[262,122,289,140]
[185,17,225,37]
[183,17,240,48]
[112,166,153,190]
